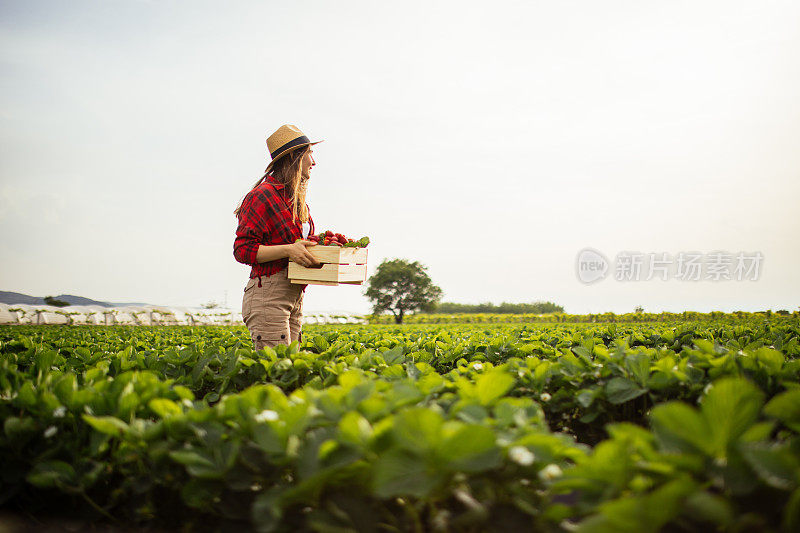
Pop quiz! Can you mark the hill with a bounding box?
[0,291,149,308]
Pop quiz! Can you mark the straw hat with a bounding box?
[264,124,322,173]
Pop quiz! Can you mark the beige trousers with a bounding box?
[241,268,304,350]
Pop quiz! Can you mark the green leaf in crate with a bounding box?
[82,415,129,437]
[439,424,500,473]
[475,368,515,406]
[605,377,647,404]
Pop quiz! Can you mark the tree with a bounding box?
[430,301,564,314]
[44,296,70,307]
[364,259,442,324]
[201,300,220,309]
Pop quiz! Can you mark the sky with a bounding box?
[1,0,798,315]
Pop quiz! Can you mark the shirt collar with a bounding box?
[265,174,284,190]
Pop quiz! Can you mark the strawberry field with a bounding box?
[2,318,799,532]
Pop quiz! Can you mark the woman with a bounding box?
[233,124,322,350]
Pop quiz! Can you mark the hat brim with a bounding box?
[265,140,323,172]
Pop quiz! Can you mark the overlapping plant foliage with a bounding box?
[1,318,799,531]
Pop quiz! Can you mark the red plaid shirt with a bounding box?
[233,175,315,286]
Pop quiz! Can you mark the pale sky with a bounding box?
[1,0,798,315]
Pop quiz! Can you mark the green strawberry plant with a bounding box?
[0,316,798,530]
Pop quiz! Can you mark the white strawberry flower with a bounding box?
[255,409,279,423]
[53,406,66,418]
[472,363,484,371]
[540,392,552,402]
[509,446,535,466]
[44,426,58,438]
[538,464,563,481]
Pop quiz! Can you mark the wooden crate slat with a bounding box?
[306,246,368,265]
[290,279,339,286]
[290,278,367,286]
[288,245,368,286]
[288,263,339,282]
[288,263,367,283]
[337,264,367,282]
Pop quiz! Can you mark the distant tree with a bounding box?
[201,300,220,309]
[364,259,442,324]
[431,301,564,314]
[634,305,644,314]
[44,296,70,307]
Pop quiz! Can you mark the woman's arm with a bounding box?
[257,241,320,267]
[234,186,320,267]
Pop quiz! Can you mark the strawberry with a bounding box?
[335,233,346,242]
[325,230,334,237]
[307,235,320,242]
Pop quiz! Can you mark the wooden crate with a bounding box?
[288,246,368,286]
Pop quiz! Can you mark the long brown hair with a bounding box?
[233,146,310,223]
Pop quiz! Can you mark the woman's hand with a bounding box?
[287,240,321,267]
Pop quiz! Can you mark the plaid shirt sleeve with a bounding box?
[233,186,277,266]
[234,181,311,268]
